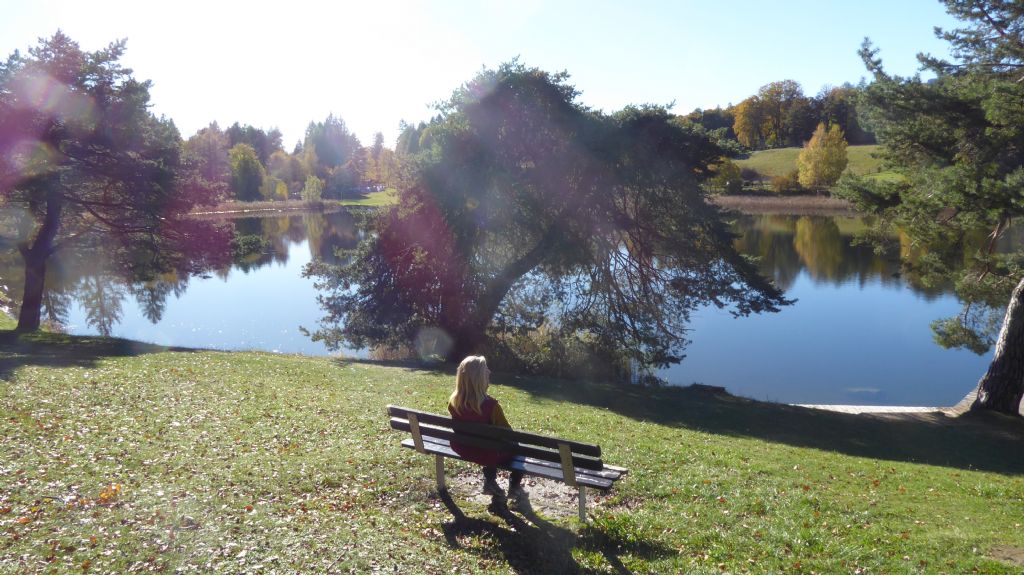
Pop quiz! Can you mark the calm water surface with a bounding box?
[39,211,991,406]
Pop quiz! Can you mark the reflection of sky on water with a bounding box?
[659,271,988,406]
[55,212,991,406]
[64,237,359,358]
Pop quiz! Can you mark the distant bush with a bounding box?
[485,325,635,383]
[740,167,761,181]
[710,159,743,195]
[364,324,640,384]
[301,175,324,203]
[634,373,668,387]
[771,170,803,194]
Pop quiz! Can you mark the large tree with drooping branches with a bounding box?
[307,62,789,368]
[0,32,229,331]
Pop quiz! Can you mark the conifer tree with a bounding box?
[839,0,1024,414]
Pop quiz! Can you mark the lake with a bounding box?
[18,210,992,407]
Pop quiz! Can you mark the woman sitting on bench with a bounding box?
[448,355,526,502]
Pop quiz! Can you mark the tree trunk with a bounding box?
[972,275,1024,415]
[446,323,488,363]
[16,249,48,331]
[15,191,63,332]
[442,219,570,363]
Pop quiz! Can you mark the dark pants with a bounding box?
[483,466,524,490]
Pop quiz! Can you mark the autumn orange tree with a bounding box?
[732,80,816,149]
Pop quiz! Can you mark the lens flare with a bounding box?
[3,139,57,181]
[13,72,97,127]
[415,326,453,362]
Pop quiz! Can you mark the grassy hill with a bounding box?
[2,331,1024,573]
[735,144,890,179]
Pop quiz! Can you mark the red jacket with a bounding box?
[448,396,513,466]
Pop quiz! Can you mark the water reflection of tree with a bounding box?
[0,210,231,333]
[311,212,361,265]
[793,217,845,281]
[733,215,802,289]
[0,209,366,333]
[230,217,280,273]
[130,275,189,324]
[40,288,71,331]
[77,275,126,336]
[263,217,292,265]
[732,215,948,295]
[229,212,363,271]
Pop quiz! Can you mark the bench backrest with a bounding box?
[387,405,604,484]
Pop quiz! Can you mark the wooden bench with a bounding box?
[387,405,628,521]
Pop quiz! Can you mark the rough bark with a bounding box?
[16,192,62,332]
[972,275,1024,415]
[446,325,488,362]
[16,249,47,332]
[443,222,565,363]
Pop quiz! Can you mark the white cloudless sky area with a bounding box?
[1,0,960,148]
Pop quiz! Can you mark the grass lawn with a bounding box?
[2,331,1024,573]
[337,188,397,207]
[192,189,398,216]
[736,145,890,179]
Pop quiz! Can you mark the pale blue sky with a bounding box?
[1,0,960,147]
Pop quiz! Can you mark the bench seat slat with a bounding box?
[390,417,605,471]
[416,435,626,481]
[400,438,615,490]
[388,405,601,457]
[603,464,629,476]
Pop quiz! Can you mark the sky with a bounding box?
[1,0,961,149]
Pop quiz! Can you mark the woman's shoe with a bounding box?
[507,485,528,505]
[482,479,504,498]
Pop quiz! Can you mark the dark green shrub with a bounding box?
[740,167,761,181]
[771,170,802,194]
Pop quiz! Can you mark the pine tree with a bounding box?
[0,32,229,331]
[838,0,1024,415]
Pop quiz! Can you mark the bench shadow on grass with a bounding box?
[0,330,196,381]
[436,490,671,575]
[493,374,1024,476]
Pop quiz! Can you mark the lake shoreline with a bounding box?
[190,189,396,218]
[712,193,857,216]
[190,199,357,218]
[191,194,860,219]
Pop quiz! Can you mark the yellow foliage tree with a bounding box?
[732,97,764,148]
[797,123,848,191]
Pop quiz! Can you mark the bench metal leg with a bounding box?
[578,486,587,522]
[435,454,446,492]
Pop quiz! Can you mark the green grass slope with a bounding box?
[337,188,397,207]
[736,145,888,179]
[2,332,1023,573]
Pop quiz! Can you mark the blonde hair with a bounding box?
[448,355,489,415]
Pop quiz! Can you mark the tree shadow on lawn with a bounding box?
[493,373,1024,476]
[0,329,197,381]
[436,490,672,575]
[331,357,454,372]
